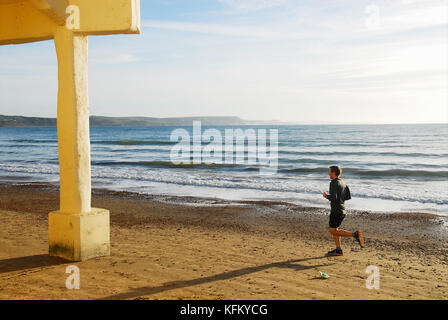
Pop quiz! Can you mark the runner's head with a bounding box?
[329,166,342,179]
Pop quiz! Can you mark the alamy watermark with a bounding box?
[65,265,80,290]
[364,4,381,30]
[365,265,380,290]
[65,5,80,30]
[170,121,279,175]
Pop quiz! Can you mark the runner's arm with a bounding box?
[325,182,337,201]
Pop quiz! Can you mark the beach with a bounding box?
[0,182,447,300]
[2,0,447,305]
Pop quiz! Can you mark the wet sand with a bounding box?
[0,182,447,300]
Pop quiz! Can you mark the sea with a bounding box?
[0,123,447,216]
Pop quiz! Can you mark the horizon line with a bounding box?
[0,113,446,126]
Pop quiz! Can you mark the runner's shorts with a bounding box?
[329,212,346,228]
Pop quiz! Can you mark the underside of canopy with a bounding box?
[0,0,141,45]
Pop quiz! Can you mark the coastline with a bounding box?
[0,182,447,299]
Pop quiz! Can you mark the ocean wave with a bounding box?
[92,140,176,146]
[1,162,447,206]
[278,142,414,148]
[92,160,240,169]
[6,140,447,159]
[277,157,447,169]
[92,160,448,179]
[89,168,448,206]
[280,167,448,178]
[279,150,448,158]
[11,139,57,143]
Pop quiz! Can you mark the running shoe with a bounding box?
[327,248,343,256]
[354,230,365,248]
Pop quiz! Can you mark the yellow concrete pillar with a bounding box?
[54,27,90,214]
[48,27,110,261]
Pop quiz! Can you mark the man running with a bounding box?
[323,166,364,256]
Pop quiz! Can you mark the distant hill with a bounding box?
[0,115,283,127]
[0,115,57,127]
[90,116,248,127]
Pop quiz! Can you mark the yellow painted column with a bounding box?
[49,27,110,261]
[54,27,91,214]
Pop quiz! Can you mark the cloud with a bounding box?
[365,0,447,33]
[142,19,302,39]
[90,53,140,64]
[2,0,447,123]
[218,0,288,11]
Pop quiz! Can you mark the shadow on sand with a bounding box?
[0,254,68,274]
[100,255,333,300]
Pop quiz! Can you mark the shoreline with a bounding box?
[1,181,448,244]
[0,181,447,299]
[2,179,447,217]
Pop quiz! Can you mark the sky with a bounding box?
[0,0,447,124]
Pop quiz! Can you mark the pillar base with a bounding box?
[49,208,110,261]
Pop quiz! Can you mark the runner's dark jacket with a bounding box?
[326,177,351,215]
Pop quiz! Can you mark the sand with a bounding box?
[0,182,447,300]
